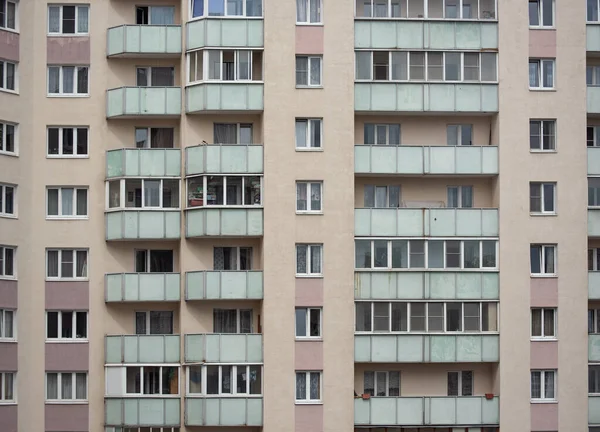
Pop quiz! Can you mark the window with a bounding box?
[296,56,322,86]
[355,301,498,333]
[48,5,88,34]
[590,0,600,21]
[46,372,87,401]
[214,123,253,144]
[295,371,321,402]
[589,308,600,333]
[0,60,16,91]
[123,366,179,395]
[135,250,174,273]
[136,311,174,335]
[295,119,322,149]
[0,1,17,31]
[363,371,400,396]
[0,121,16,155]
[447,186,473,208]
[186,176,262,207]
[589,65,600,86]
[531,370,556,401]
[190,0,263,18]
[213,309,252,333]
[530,183,555,214]
[588,126,600,147]
[135,128,174,148]
[46,311,87,340]
[296,244,322,275]
[529,0,553,27]
[0,373,14,402]
[46,187,88,218]
[529,120,556,151]
[0,246,14,277]
[188,50,263,82]
[355,0,497,19]
[447,371,473,396]
[136,67,174,87]
[590,178,600,207]
[590,365,600,394]
[0,184,15,216]
[530,244,556,276]
[531,308,556,339]
[590,249,600,272]
[214,247,252,270]
[47,127,88,156]
[364,185,401,208]
[46,249,88,279]
[296,308,321,338]
[355,239,497,270]
[107,178,180,209]
[529,59,554,89]
[297,0,322,23]
[136,6,175,24]
[47,66,89,95]
[447,124,472,146]
[296,181,322,212]
[364,124,401,145]
[0,309,14,339]
[187,364,262,395]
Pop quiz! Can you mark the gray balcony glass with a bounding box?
[185,333,263,363]
[186,270,263,300]
[107,25,182,57]
[105,273,181,302]
[107,87,181,118]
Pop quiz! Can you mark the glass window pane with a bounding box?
[428,240,444,268]
[391,240,408,268]
[355,240,372,269]
[296,309,307,336]
[373,240,388,268]
[444,53,461,81]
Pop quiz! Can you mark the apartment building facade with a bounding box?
[0,0,594,431]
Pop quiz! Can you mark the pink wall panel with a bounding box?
[0,280,18,309]
[0,405,17,432]
[45,282,89,310]
[296,26,324,55]
[531,402,558,431]
[530,341,558,369]
[47,37,90,65]
[0,343,17,370]
[295,340,323,370]
[45,404,89,432]
[295,278,323,307]
[0,29,19,62]
[529,29,557,58]
[295,404,323,432]
[45,343,89,372]
[530,277,558,307]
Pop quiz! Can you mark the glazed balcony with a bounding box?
[185,208,263,237]
[187,18,263,50]
[105,398,180,427]
[186,83,264,113]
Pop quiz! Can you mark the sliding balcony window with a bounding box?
[296,308,322,338]
[364,124,401,145]
[0,309,14,340]
[364,371,400,396]
[355,301,498,333]
[296,244,322,276]
[46,249,88,280]
[188,50,263,83]
[355,239,497,270]
[296,56,322,87]
[123,366,179,395]
[0,246,14,278]
[531,308,556,339]
[214,247,252,270]
[214,123,253,144]
[107,179,180,210]
[48,5,89,35]
[187,365,262,395]
[136,311,174,335]
[447,124,472,146]
[295,119,322,149]
[355,0,497,19]
[0,60,16,91]
[589,126,600,147]
[590,248,600,271]
[0,121,16,155]
[47,66,88,96]
[186,176,262,207]
[135,250,174,273]
[529,0,553,27]
[355,51,497,82]
[530,370,556,401]
[590,309,600,334]
[0,0,17,31]
[46,311,88,341]
[447,186,473,208]
[46,373,87,401]
[135,127,175,148]
[364,185,401,208]
[530,120,556,151]
[296,371,322,403]
[190,0,263,18]
[296,181,322,213]
[530,244,556,276]
[0,183,15,217]
[46,187,88,218]
[136,67,175,87]
[213,309,253,333]
[448,371,473,396]
[47,127,88,157]
[529,59,554,90]
[136,6,175,24]
[591,178,600,207]
[590,366,600,394]
[530,182,555,214]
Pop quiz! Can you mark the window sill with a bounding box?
[530,274,558,278]
[0,401,17,406]
[185,205,263,210]
[0,276,17,281]
[296,23,324,27]
[187,16,264,22]
[0,27,19,34]
[295,400,323,405]
[0,89,18,96]
[0,214,17,220]
[355,268,499,272]
[295,274,323,278]
[45,278,89,282]
[296,85,323,90]
[530,337,557,342]
[45,339,89,344]
[0,339,17,343]
[529,26,556,30]
[45,401,89,405]
[530,150,557,154]
[530,399,557,404]
[47,94,90,98]
[529,212,557,217]
[46,155,89,159]
[46,216,89,221]
[355,331,500,335]
[185,394,262,398]
[295,337,323,342]
[105,395,180,399]
[355,80,499,85]
[107,208,181,213]
[0,151,18,158]
[296,147,324,152]
[296,211,323,215]
[187,80,264,86]
[529,88,556,92]
[46,33,90,37]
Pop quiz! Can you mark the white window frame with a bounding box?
[296,181,323,213]
[46,187,88,219]
[296,0,322,24]
[590,364,600,394]
[529,182,556,214]
[186,364,263,396]
[47,66,89,96]
[0,0,18,32]
[213,246,252,271]
[588,125,600,147]
[355,0,497,19]
[0,309,15,340]
[0,60,17,92]
[45,310,88,341]
[590,248,600,272]
[529,0,554,28]
[590,308,600,334]
[135,311,174,335]
[530,370,556,401]
[107,178,181,210]
[185,175,262,208]
[447,371,473,396]
[295,371,322,403]
[0,121,17,156]
[447,186,473,208]
[0,372,15,402]
[295,244,323,276]
[296,56,322,87]
[530,244,556,276]
[529,58,555,90]
[529,119,556,152]
[213,308,253,334]
[46,126,89,157]
[47,4,89,35]
[446,124,473,146]
[0,246,15,278]
[46,249,88,280]
[530,308,556,340]
[364,123,402,145]
[189,0,264,19]
[363,185,402,208]
[0,183,15,217]
[188,50,261,83]
[119,365,180,396]
[45,372,88,402]
[295,118,323,150]
[295,307,322,339]
[363,370,401,397]
[589,0,600,22]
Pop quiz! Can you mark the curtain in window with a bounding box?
[214,124,237,144]
[47,373,58,399]
[214,309,237,333]
[135,312,147,335]
[542,61,553,88]
[389,371,400,396]
[214,247,225,270]
[76,251,87,277]
[75,373,86,399]
[376,371,386,396]
[47,251,59,277]
[447,126,458,146]
[532,309,542,336]
[296,57,308,86]
[310,246,321,273]
[296,373,306,399]
[61,188,73,215]
[62,67,74,94]
[447,372,459,396]
[461,371,473,396]
[240,309,252,333]
[48,67,60,93]
[544,372,554,398]
[48,6,60,32]
[150,311,173,334]
[531,372,541,398]
[296,245,307,273]
[4,373,13,400]
[363,371,374,395]
[462,186,473,207]
[297,0,308,21]
[60,250,73,278]
[151,68,174,87]
[309,58,320,85]
[150,6,175,24]
[136,128,148,148]
[529,62,539,87]
[310,119,321,147]
[192,0,205,17]
[4,311,13,338]
[249,365,261,394]
[309,0,320,22]
[309,372,320,399]
[374,186,387,208]
[151,128,174,148]
[62,373,73,399]
[77,7,89,32]
[76,189,87,216]
[544,310,554,336]
[544,247,555,273]
[189,366,202,393]
[310,184,321,211]
[77,67,88,94]
[297,183,307,210]
[295,121,307,148]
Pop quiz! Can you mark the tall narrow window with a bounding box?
[0,184,15,216]
[590,365,600,394]
[0,372,15,402]
[0,246,14,277]
[0,122,16,155]
[0,309,15,339]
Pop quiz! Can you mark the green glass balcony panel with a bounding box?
[590,148,600,175]
[105,210,181,240]
[589,209,600,237]
[105,273,181,302]
[186,83,264,113]
[354,145,498,175]
[105,335,180,363]
[107,87,182,118]
[354,334,499,363]
[590,396,600,424]
[185,397,263,426]
[185,145,263,175]
[106,148,181,178]
[185,208,263,237]
[355,83,498,113]
[186,270,264,300]
[355,208,498,237]
[105,398,180,426]
[185,333,263,363]
[589,87,600,114]
[591,272,600,299]
[590,335,600,362]
[186,18,264,49]
[354,396,498,426]
[588,25,600,52]
[355,21,498,50]
[107,25,182,57]
[354,271,499,300]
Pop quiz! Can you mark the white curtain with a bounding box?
[310,247,321,274]
[310,183,321,211]
[309,57,320,85]
[296,183,307,210]
[296,373,306,399]
[76,250,87,277]
[297,0,307,21]
[47,373,58,399]
[4,373,13,400]
[48,67,60,93]
[75,373,87,399]
[214,309,237,333]
[150,6,175,25]
[309,372,320,399]
[61,373,73,399]
[296,245,307,273]
[48,6,60,32]
[363,371,374,395]
[4,311,13,338]
[296,57,308,86]
[77,6,89,32]
[62,67,74,94]
[309,0,320,22]
[135,312,147,335]
[47,251,59,277]
[150,311,173,334]
[295,120,307,148]
[61,188,74,216]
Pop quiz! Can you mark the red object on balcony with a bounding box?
[485,393,494,399]
[362,394,371,400]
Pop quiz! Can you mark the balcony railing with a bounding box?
[185,207,263,237]
[106,148,181,178]
[590,272,600,299]
[185,333,263,363]
[105,210,181,241]
[186,18,264,50]
[105,398,180,427]
[589,209,600,237]
[185,397,263,426]
[185,144,263,175]
[107,87,182,118]
[591,395,600,424]
[590,334,600,361]
[589,87,600,114]
[186,83,264,113]
[105,273,181,302]
[105,335,180,363]
[107,25,182,57]
[186,270,263,300]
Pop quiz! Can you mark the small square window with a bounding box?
[529,120,556,151]
[296,56,322,87]
[529,182,555,214]
[296,181,323,213]
[296,0,322,23]
[295,119,322,149]
[529,59,555,89]
[531,308,556,339]
[530,244,556,276]
[529,0,554,27]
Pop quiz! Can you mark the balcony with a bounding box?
[589,148,600,175]
[105,210,181,241]
[591,395,600,424]
[105,398,180,427]
[589,209,600,237]
[591,272,600,299]
[185,208,263,237]
[355,271,499,300]
[354,396,499,426]
[185,397,263,426]
[355,145,498,176]
[106,148,181,178]
[185,333,263,363]
[105,273,181,302]
[187,18,263,50]
[355,83,498,113]
[355,334,499,363]
[589,87,600,114]
[186,83,264,113]
[588,25,600,52]
[186,144,263,175]
[590,334,600,361]
[186,270,263,300]
[107,87,181,118]
[355,21,498,50]
[105,335,180,364]
[355,208,499,237]
[107,25,182,57]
